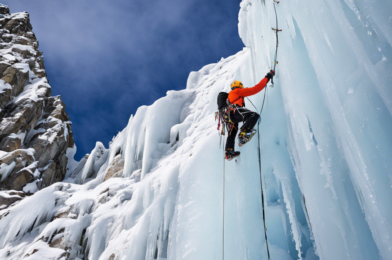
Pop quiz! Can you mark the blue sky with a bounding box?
[3,0,244,160]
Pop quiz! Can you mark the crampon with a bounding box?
[238,129,257,146]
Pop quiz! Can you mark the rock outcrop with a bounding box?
[0,4,75,197]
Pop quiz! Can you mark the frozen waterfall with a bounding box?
[1,0,391,259]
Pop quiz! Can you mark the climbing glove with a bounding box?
[265,70,275,80]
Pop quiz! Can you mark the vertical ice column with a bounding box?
[239,0,392,259]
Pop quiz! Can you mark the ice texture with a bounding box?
[1,0,391,259]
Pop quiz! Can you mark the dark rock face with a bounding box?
[0,4,9,16]
[0,190,25,210]
[0,5,75,194]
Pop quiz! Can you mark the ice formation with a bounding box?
[1,0,391,259]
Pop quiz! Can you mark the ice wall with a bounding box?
[0,0,391,259]
[238,0,392,259]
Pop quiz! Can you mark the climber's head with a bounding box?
[231,80,244,90]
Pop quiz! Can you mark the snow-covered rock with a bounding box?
[0,5,75,195]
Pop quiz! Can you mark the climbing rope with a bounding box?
[246,80,270,260]
[271,0,281,84]
[257,123,271,260]
[245,21,272,258]
[250,1,281,259]
[247,95,270,260]
[222,137,226,260]
[220,0,281,258]
[255,88,271,260]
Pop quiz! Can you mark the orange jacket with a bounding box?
[228,77,269,107]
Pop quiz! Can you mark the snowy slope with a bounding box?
[1,0,392,259]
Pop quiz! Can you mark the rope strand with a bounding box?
[222,138,226,260]
[221,0,280,258]
[273,1,279,72]
[257,121,271,260]
[253,1,280,258]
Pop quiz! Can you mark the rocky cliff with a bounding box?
[0,4,75,207]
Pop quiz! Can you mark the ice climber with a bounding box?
[220,70,275,161]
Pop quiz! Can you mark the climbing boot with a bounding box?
[238,129,257,146]
[225,149,240,161]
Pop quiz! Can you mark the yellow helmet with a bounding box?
[231,80,243,90]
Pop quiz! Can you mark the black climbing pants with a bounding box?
[225,107,259,150]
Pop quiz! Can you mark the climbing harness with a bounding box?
[216,95,238,144]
